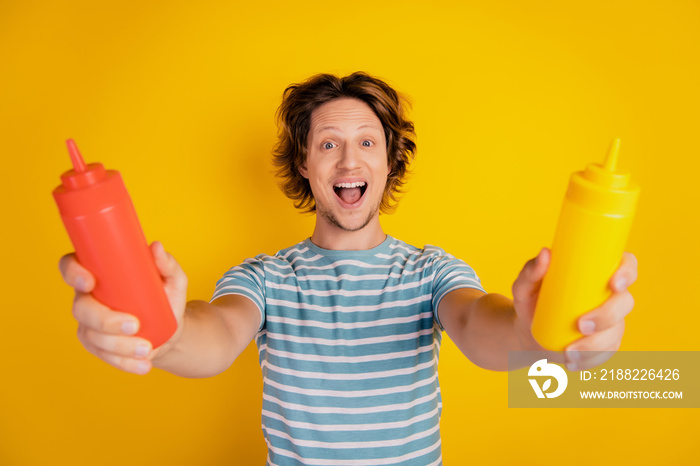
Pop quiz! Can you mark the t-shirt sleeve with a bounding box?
[429,246,485,330]
[210,256,266,331]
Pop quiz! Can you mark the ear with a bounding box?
[298,162,308,179]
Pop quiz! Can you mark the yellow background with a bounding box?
[1,0,698,464]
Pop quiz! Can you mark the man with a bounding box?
[59,72,637,465]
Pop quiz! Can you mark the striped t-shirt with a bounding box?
[211,235,485,465]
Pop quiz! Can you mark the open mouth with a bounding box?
[333,181,368,205]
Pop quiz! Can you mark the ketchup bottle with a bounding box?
[531,139,640,351]
[53,139,177,348]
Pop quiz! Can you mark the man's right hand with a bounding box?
[58,241,188,375]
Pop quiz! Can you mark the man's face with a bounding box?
[300,97,389,233]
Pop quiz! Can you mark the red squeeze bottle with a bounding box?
[53,139,177,348]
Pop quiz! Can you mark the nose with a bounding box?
[336,143,362,171]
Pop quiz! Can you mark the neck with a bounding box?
[310,215,386,250]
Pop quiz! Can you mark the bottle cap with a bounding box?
[53,139,126,218]
[60,139,107,189]
[582,139,630,189]
[566,138,640,215]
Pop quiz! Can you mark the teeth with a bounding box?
[334,182,366,188]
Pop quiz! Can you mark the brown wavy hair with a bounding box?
[273,71,417,213]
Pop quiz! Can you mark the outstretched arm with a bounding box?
[438,248,638,372]
[60,241,260,378]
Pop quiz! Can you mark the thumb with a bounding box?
[151,241,185,283]
[512,247,550,323]
[150,241,188,317]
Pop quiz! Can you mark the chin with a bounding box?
[320,205,378,233]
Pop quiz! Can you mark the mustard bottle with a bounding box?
[531,139,640,351]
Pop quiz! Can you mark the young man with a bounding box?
[59,72,637,465]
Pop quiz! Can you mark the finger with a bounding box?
[72,292,141,336]
[151,241,188,290]
[78,327,153,375]
[565,321,625,371]
[58,253,95,293]
[577,290,634,335]
[564,349,617,372]
[609,252,638,293]
[81,326,153,360]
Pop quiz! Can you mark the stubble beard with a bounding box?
[318,198,381,233]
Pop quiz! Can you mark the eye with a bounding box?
[361,140,373,147]
[323,142,335,150]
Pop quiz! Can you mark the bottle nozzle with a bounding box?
[66,139,87,173]
[603,138,621,172]
[60,139,106,189]
[581,138,630,190]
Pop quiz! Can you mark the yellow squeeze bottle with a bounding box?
[531,139,640,351]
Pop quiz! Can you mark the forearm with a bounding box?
[446,292,544,371]
[151,300,239,378]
